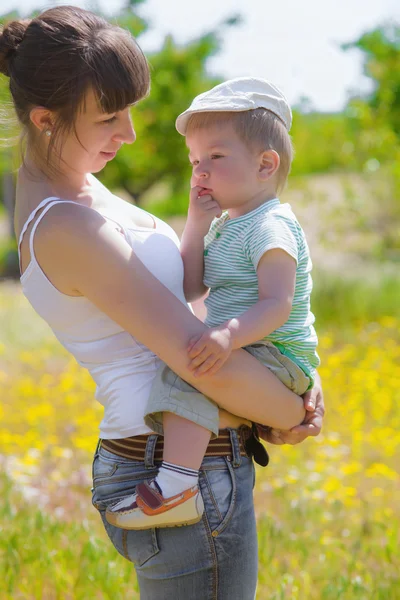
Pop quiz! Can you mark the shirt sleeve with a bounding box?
[243,213,299,269]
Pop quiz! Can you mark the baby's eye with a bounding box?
[190,160,199,166]
[211,154,223,159]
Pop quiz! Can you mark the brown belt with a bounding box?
[100,427,252,463]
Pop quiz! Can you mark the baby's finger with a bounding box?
[200,200,217,211]
[190,186,202,201]
[199,194,213,203]
[201,200,220,212]
[193,355,217,377]
[189,348,212,370]
[188,339,206,358]
[187,336,201,353]
[202,358,223,376]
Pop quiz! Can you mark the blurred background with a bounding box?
[1,1,399,598]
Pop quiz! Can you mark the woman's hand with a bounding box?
[257,374,324,445]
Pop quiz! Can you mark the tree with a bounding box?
[344,24,400,136]
[343,24,400,259]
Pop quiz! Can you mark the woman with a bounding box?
[1,6,324,599]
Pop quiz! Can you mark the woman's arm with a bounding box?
[35,204,305,429]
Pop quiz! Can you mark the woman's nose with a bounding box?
[115,111,136,144]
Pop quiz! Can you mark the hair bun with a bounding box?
[0,19,31,76]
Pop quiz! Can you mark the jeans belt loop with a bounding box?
[144,434,158,469]
[95,438,102,456]
[92,439,102,481]
[228,428,242,468]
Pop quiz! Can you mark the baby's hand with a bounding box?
[187,186,222,236]
[187,327,232,377]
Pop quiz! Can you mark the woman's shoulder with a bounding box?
[32,201,112,269]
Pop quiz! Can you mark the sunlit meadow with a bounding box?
[1,283,399,600]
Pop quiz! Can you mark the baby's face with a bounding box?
[186,122,263,212]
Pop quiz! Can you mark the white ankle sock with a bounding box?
[155,462,199,498]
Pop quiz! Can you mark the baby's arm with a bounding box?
[188,248,296,376]
[181,186,221,302]
[221,248,296,347]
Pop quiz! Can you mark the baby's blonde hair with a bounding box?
[186,108,293,194]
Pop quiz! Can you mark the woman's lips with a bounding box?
[101,151,117,160]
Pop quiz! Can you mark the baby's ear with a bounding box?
[258,149,280,181]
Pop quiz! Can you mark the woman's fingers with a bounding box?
[302,389,315,411]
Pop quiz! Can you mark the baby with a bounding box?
[106,77,320,530]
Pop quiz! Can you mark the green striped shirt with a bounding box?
[203,198,320,379]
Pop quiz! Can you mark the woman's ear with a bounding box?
[258,149,280,181]
[29,106,54,134]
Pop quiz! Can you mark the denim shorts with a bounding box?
[91,428,258,600]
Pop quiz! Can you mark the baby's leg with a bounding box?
[105,368,216,530]
[105,416,210,530]
[244,343,311,396]
[144,363,220,496]
[155,413,211,498]
[163,412,211,469]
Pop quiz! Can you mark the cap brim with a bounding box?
[175,111,191,136]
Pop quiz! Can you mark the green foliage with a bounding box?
[0,236,18,279]
[290,111,360,175]
[312,268,400,329]
[340,25,400,257]
[345,24,400,135]
[340,25,400,163]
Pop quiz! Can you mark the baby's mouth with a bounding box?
[198,187,213,196]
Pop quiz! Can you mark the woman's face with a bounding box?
[52,87,136,179]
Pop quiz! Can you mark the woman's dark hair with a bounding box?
[0,5,150,173]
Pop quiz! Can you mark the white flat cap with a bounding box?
[176,77,292,135]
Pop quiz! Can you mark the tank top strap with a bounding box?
[18,197,78,272]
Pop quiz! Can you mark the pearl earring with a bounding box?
[45,129,52,137]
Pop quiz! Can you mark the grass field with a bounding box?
[1,164,399,600]
[0,281,399,599]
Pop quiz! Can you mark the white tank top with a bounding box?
[18,183,188,439]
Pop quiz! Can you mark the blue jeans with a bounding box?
[91,429,258,599]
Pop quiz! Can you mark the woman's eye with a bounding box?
[101,116,117,124]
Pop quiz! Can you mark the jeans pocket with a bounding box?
[200,458,237,537]
[100,512,160,567]
[92,453,119,480]
[91,455,160,567]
